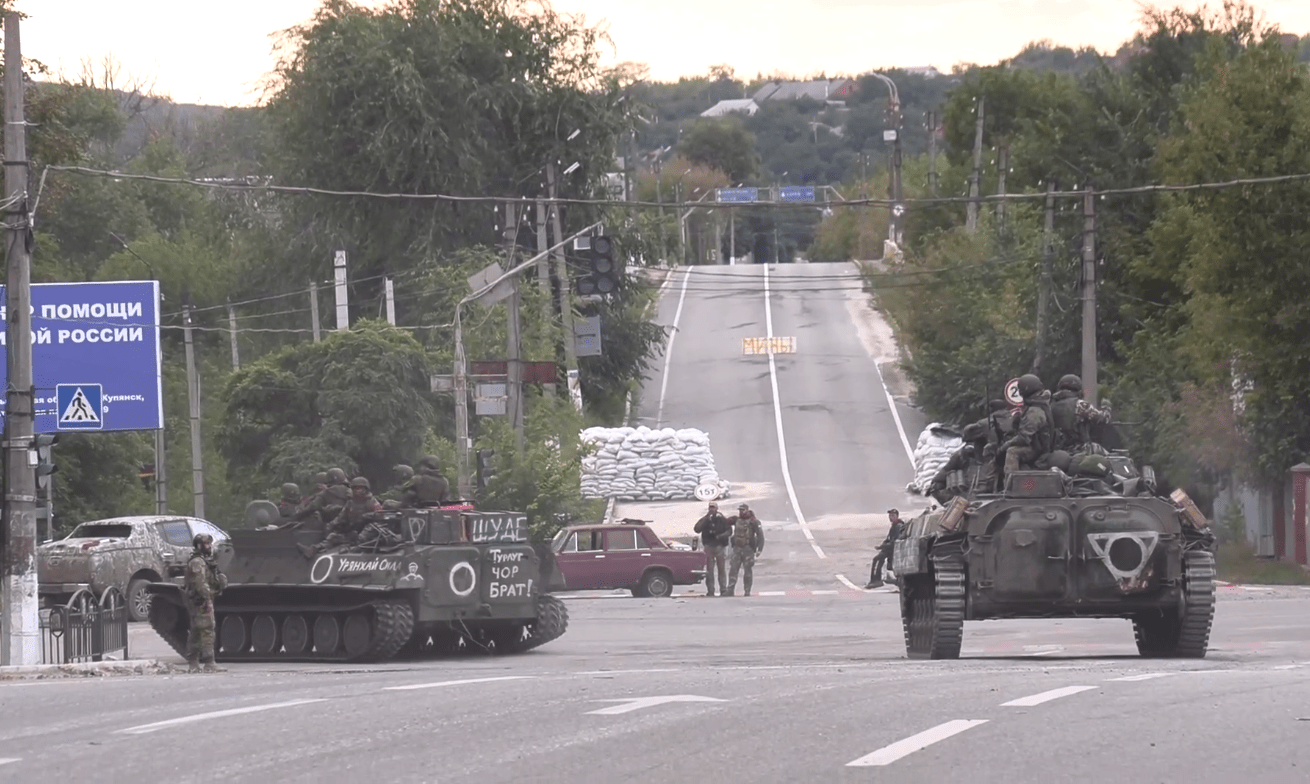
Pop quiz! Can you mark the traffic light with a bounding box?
[575,235,621,296]
[475,449,496,493]
[34,433,59,489]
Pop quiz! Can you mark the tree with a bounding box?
[678,118,759,183]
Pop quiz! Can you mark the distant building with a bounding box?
[700,99,760,118]
[752,79,857,103]
[901,66,942,78]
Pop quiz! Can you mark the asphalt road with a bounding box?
[6,261,1308,782]
[4,589,1310,782]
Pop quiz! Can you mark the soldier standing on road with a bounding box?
[866,509,905,588]
[299,477,384,559]
[185,533,227,673]
[276,483,301,519]
[725,504,765,597]
[693,502,731,596]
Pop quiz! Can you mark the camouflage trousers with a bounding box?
[1002,446,1040,484]
[186,605,217,664]
[727,547,756,595]
[703,545,727,595]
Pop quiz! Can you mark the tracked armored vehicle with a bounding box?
[147,505,569,662]
[894,454,1217,660]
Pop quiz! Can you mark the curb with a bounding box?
[0,659,171,680]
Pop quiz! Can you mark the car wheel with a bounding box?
[639,569,673,598]
[127,578,152,622]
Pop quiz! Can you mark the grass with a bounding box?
[1215,541,1310,585]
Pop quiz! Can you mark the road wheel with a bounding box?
[1134,549,1216,658]
[639,569,673,598]
[127,579,152,623]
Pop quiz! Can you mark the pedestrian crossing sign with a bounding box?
[56,384,103,430]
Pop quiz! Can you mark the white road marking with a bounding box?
[586,695,727,715]
[1109,673,1175,682]
[0,758,18,766]
[384,676,534,692]
[846,719,989,767]
[811,589,839,595]
[655,268,692,429]
[762,264,825,559]
[117,699,327,735]
[836,574,868,592]
[757,590,787,596]
[1001,685,1097,707]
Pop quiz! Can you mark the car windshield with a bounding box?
[67,523,133,539]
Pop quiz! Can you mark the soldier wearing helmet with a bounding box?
[998,373,1055,483]
[299,476,383,559]
[724,504,765,597]
[927,421,993,500]
[294,467,351,529]
[184,533,228,673]
[1050,373,1112,455]
[401,454,452,508]
[379,464,414,508]
[277,483,301,519]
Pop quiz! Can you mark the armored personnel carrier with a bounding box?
[893,452,1217,660]
[146,505,569,662]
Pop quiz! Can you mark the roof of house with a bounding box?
[752,79,855,102]
[700,99,760,118]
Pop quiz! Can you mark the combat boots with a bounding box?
[186,656,201,674]
[202,661,226,673]
[296,543,316,560]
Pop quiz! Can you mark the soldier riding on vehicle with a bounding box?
[997,374,1054,485]
[294,467,350,530]
[298,476,383,559]
[401,455,452,508]
[1050,373,1112,456]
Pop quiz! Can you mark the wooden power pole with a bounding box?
[1032,180,1056,375]
[1081,185,1098,406]
[966,96,985,233]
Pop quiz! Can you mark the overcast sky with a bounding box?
[15,0,1310,106]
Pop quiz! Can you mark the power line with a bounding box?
[45,164,1310,209]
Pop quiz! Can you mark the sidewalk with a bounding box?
[0,623,182,680]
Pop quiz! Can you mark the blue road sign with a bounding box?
[0,281,162,433]
[716,187,758,203]
[56,384,103,430]
[779,186,817,203]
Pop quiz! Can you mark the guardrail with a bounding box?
[40,587,130,664]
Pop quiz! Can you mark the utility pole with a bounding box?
[309,281,322,342]
[927,110,939,197]
[333,250,348,330]
[654,159,667,265]
[2,11,38,666]
[182,305,205,518]
[966,96,986,233]
[226,303,240,370]
[454,317,470,498]
[729,209,735,265]
[1081,185,1098,406]
[996,143,1009,227]
[502,202,525,454]
[546,163,577,372]
[1032,179,1056,375]
[154,427,167,515]
[383,277,396,326]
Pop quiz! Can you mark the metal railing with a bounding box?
[40,587,130,664]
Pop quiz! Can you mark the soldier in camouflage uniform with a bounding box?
[1050,374,1112,455]
[380,465,415,509]
[999,374,1054,483]
[401,455,452,508]
[294,467,350,530]
[724,504,765,597]
[276,483,301,519]
[185,533,228,673]
[298,477,383,559]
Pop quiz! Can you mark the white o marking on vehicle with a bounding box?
[309,554,334,584]
[449,561,477,597]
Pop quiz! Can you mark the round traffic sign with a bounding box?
[694,482,722,502]
[1004,377,1023,406]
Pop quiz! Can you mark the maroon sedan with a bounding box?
[551,523,706,597]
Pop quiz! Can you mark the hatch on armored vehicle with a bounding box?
[146,506,569,662]
[892,465,1216,660]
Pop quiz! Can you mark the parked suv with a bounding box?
[38,515,230,622]
[552,522,705,597]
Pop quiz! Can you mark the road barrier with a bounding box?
[40,587,130,664]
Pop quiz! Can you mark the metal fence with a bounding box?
[40,587,130,664]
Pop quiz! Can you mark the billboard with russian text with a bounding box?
[0,281,163,432]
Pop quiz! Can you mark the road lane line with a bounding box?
[1001,685,1096,707]
[811,589,839,595]
[1109,673,1175,682]
[846,719,988,767]
[655,268,692,429]
[0,758,18,766]
[836,574,868,592]
[763,264,825,559]
[384,676,534,692]
[757,590,787,596]
[117,698,327,735]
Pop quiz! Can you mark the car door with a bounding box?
[553,529,607,591]
[155,519,195,578]
[603,528,645,588]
